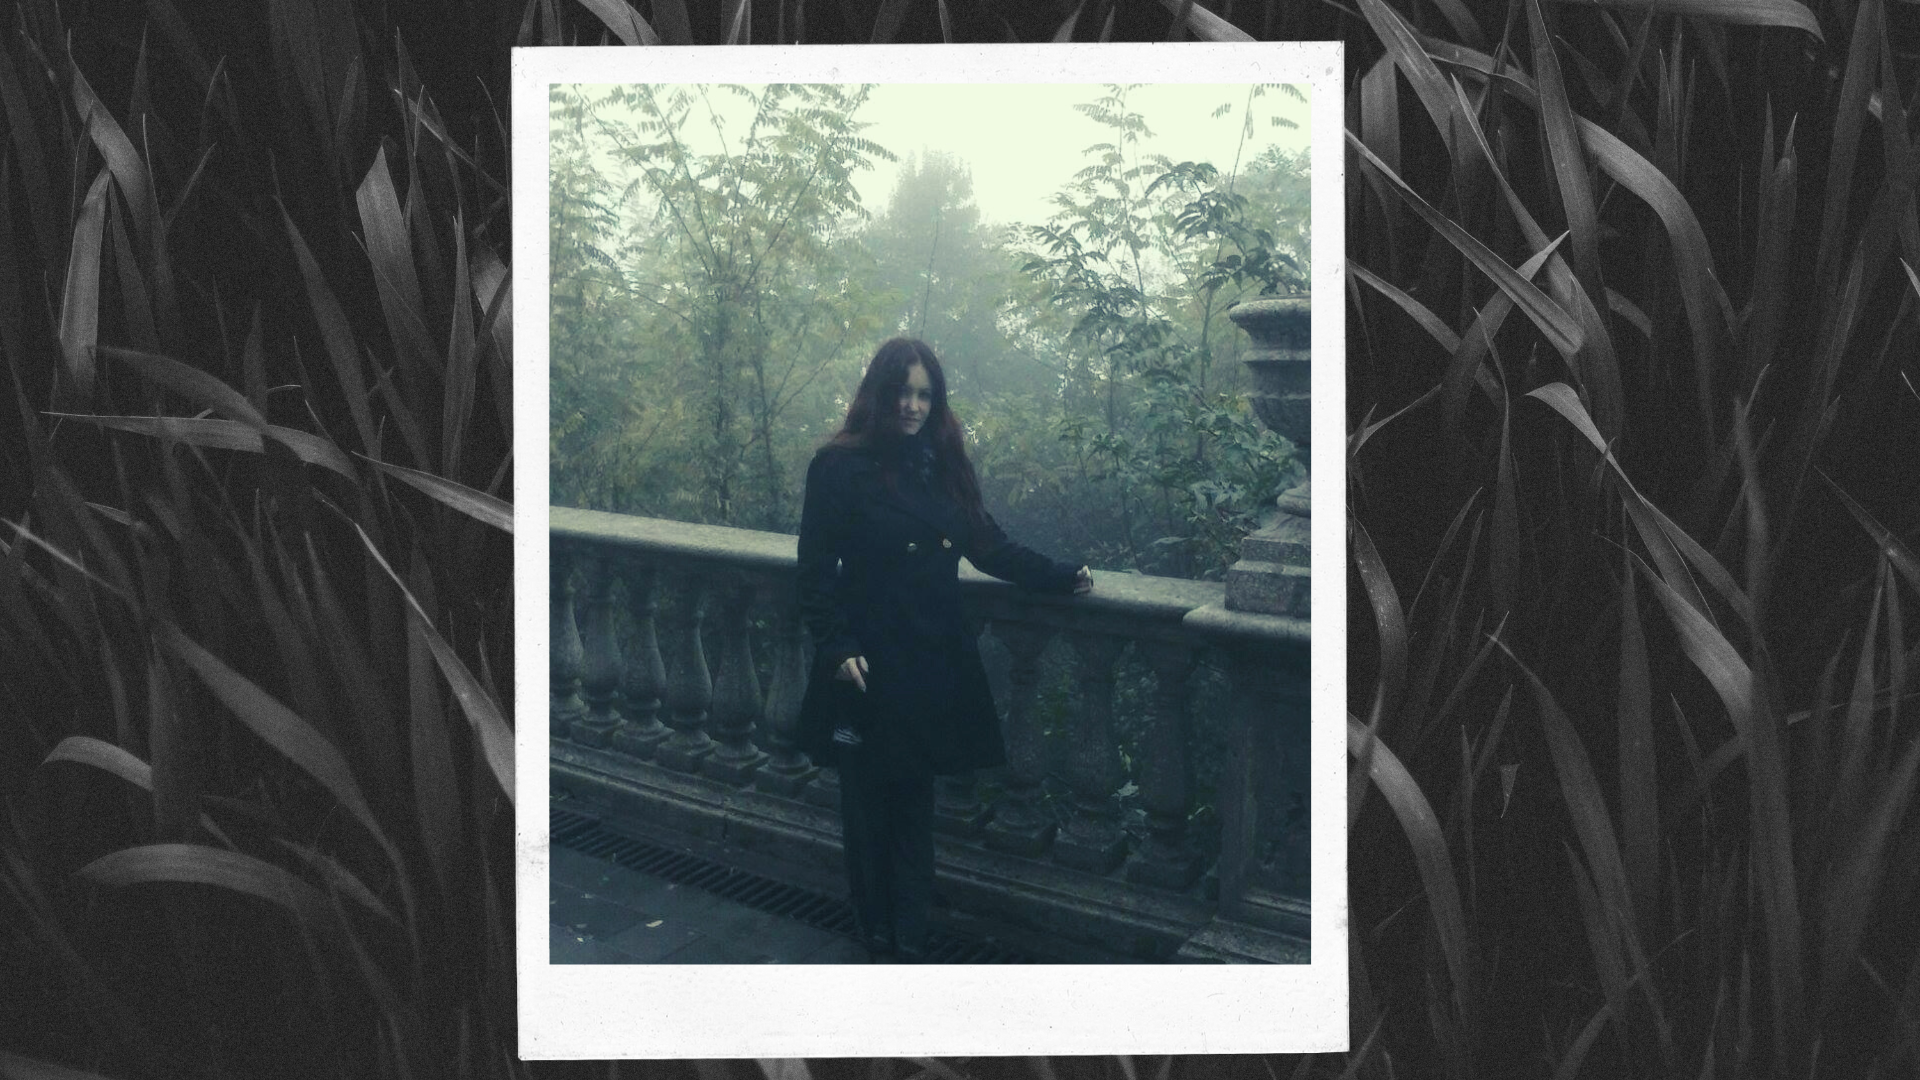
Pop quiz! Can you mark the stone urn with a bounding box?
[1224,296,1310,617]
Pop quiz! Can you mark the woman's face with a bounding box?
[895,363,933,436]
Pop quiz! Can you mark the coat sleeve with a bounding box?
[967,510,1081,594]
[796,451,863,673]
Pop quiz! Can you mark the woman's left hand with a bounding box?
[1073,566,1093,595]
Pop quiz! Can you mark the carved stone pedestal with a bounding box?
[1224,295,1311,619]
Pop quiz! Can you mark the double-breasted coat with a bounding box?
[792,442,1081,777]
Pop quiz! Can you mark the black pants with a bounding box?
[837,749,936,956]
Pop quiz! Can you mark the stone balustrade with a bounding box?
[548,506,1312,963]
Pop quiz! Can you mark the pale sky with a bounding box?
[570,82,1309,232]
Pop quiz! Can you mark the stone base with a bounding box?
[983,814,1055,857]
[609,722,668,759]
[701,747,768,785]
[654,735,714,773]
[754,762,819,798]
[934,801,993,838]
[567,717,619,748]
[1126,846,1204,890]
[1052,823,1126,875]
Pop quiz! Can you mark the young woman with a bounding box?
[793,337,1092,963]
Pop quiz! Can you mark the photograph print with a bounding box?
[517,43,1345,1057]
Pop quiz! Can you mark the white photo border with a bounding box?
[514,42,1347,1059]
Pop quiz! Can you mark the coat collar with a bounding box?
[851,445,969,544]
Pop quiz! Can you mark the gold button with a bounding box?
[941,538,952,549]
[907,542,918,552]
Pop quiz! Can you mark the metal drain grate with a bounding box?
[551,804,1035,963]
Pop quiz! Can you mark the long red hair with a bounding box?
[826,337,987,531]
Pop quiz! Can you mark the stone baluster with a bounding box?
[569,553,623,746]
[703,574,769,784]
[982,621,1058,856]
[1051,632,1129,874]
[611,560,670,759]
[755,583,817,797]
[654,573,715,772]
[1126,642,1201,888]
[935,615,993,836]
[1219,645,1312,906]
[549,548,585,732]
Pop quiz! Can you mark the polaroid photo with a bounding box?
[515,41,1346,1058]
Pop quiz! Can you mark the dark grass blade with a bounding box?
[1356,0,1463,161]
[1562,843,1632,1059]
[1351,132,1584,358]
[1819,469,1920,596]
[1500,640,1673,1051]
[347,522,513,804]
[1631,550,1803,1050]
[442,210,477,482]
[1489,367,1518,618]
[1544,0,1819,36]
[1814,0,1881,287]
[407,572,461,904]
[1348,716,1474,1049]
[97,347,267,430]
[56,171,111,400]
[355,454,512,533]
[1617,548,1659,926]
[723,0,751,44]
[0,1050,122,1080]
[1430,40,1737,371]
[1526,383,1748,625]
[1812,703,1920,1014]
[44,414,355,479]
[280,205,379,455]
[0,45,59,272]
[354,147,439,383]
[1349,259,1460,353]
[77,843,335,932]
[1150,0,1252,41]
[157,621,396,856]
[1050,0,1083,41]
[870,0,911,42]
[574,0,662,44]
[42,736,233,848]
[1352,516,1408,731]
[1441,235,1568,438]
[1525,0,1603,300]
[1743,118,1797,390]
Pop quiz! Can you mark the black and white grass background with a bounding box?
[2,1,1918,1079]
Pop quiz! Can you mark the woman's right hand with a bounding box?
[836,655,869,693]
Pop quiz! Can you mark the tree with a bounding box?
[593,83,896,528]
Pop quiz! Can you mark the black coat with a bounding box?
[792,442,1081,777]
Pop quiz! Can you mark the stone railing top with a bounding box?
[550,505,1307,648]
